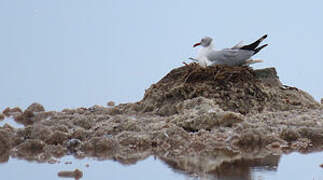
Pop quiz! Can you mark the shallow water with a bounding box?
[1,152,323,180]
[253,152,323,180]
[0,117,24,128]
[1,116,323,180]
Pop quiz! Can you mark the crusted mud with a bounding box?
[1,64,322,176]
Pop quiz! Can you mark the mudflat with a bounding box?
[1,63,322,175]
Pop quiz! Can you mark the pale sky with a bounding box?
[0,0,322,110]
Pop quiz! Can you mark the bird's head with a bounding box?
[193,36,213,48]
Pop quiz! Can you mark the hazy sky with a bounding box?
[1,0,322,110]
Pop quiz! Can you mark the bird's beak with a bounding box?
[193,42,201,48]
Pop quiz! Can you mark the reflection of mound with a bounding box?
[159,149,280,180]
[211,154,280,180]
[139,63,319,116]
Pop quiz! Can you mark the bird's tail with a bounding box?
[240,34,268,51]
[243,59,264,66]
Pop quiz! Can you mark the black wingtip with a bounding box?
[240,34,268,51]
[253,44,268,55]
[259,34,268,42]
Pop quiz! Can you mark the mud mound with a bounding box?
[0,64,322,173]
[0,102,323,165]
[139,63,319,116]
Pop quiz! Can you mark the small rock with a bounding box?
[14,110,35,125]
[321,98,323,105]
[66,138,82,152]
[47,131,69,145]
[16,139,45,155]
[107,101,115,107]
[44,144,67,158]
[26,102,45,112]
[58,169,83,179]
[216,111,244,127]
[280,128,299,141]
[2,107,22,117]
[270,142,281,148]
[320,164,323,168]
[71,128,89,141]
[176,97,219,114]
[48,159,58,164]
[30,125,53,141]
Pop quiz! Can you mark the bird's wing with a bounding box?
[207,49,240,60]
[232,41,244,49]
[222,49,241,58]
[207,49,254,66]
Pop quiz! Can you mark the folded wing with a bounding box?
[207,49,254,66]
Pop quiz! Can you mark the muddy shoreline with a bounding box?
[1,64,322,176]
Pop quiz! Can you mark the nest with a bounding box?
[136,63,319,116]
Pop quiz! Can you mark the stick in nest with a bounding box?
[183,63,202,83]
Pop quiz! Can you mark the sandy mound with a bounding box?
[1,63,322,176]
[137,63,319,116]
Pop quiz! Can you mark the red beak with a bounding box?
[193,42,201,48]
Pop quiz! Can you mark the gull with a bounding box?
[192,35,268,67]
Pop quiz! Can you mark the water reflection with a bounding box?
[158,150,280,180]
[1,152,323,180]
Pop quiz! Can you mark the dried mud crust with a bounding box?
[138,63,319,115]
[1,103,323,165]
[0,64,322,176]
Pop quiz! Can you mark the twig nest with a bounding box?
[139,64,319,116]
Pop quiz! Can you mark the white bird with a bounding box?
[193,35,268,67]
